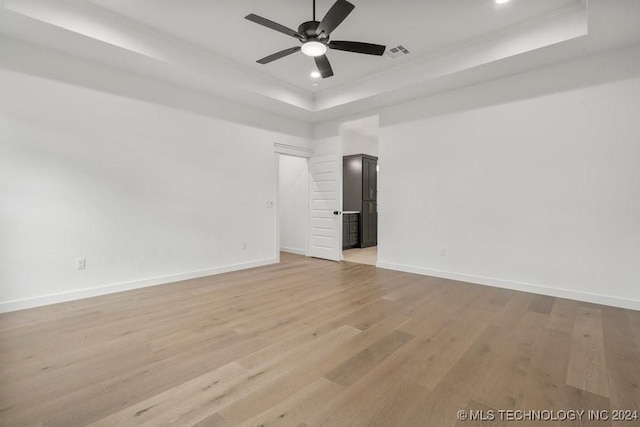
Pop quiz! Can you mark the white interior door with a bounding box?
[309,155,342,261]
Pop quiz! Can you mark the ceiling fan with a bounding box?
[245,0,386,78]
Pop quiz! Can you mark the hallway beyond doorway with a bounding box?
[343,246,377,266]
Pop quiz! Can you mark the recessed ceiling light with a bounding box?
[495,0,510,4]
[301,41,327,57]
[310,71,321,79]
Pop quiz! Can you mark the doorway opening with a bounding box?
[277,153,309,260]
[340,115,380,266]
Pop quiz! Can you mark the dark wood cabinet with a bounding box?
[343,154,377,248]
[342,213,359,249]
[363,157,377,201]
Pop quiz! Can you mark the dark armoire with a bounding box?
[343,154,378,248]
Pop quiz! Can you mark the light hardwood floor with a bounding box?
[1,253,639,426]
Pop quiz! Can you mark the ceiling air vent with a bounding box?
[385,45,410,59]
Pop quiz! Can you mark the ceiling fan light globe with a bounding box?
[301,41,327,57]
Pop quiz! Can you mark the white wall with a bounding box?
[342,129,378,157]
[0,37,310,139]
[4,33,640,313]
[278,155,308,255]
[0,67,310,312]
[377,44,640,310]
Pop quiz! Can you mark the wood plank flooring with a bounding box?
[1,253,639,426]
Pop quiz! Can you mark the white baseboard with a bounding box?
[280,247,307,256]
[0,258,278,313]
[376,261,640,311]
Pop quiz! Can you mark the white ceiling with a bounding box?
[1,0,639,123]
[86,0,582,92]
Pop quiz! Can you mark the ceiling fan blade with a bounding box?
[257,47,301,64]
[314,55,334,78]
[328,41,386,56]
[316,0,355,38]
[245,14,303,39]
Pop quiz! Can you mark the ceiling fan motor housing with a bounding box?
[298,21,325,42]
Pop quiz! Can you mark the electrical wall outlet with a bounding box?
[440,248,446,257]
[265,201,274,208]
[242,242,247,250]
[76,258,86,270]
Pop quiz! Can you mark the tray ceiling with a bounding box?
[3,0,638,123]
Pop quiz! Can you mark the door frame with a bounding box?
[274,143,314,263]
